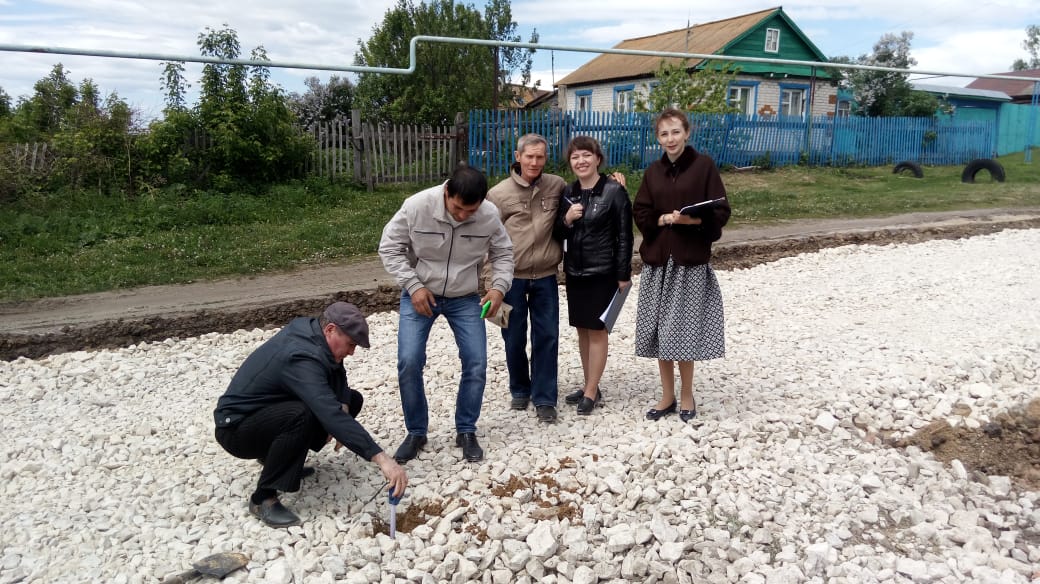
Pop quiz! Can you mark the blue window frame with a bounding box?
[778,83,810,118]
[575,89,592,112]
[727,81,759,116]
[613,84,635,113]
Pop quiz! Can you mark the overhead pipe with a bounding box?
[3,36,1040,84]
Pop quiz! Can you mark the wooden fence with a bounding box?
[467,110,996,175]
[4,142,54,173]
[304,110,465,190]
[4,111,466,192]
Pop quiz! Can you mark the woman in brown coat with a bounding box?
[633,108,731,423]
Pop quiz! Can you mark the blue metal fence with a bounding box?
[468,110,994,175]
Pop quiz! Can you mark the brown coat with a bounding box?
[633,147,731,267]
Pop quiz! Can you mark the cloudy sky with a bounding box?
[2,0,1036,119]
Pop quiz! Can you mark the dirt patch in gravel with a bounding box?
[894,399,1040,493]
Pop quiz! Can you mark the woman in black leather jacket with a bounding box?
[553,136,633,415]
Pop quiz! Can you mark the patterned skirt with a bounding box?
[634,258,725,362]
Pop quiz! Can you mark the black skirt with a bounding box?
[565,274,617,330]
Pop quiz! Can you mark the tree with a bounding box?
[0,87,11,119]
[159,61,191,112]
[354,0,536,124]
[142,25,312,189]
[484,0,537,109]
[835,32,936,117]
[1010,25,1040,70]
[0,64,136,193]
[634,59,741,114]
[289,76,355,127]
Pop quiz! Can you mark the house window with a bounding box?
[780,87,806,117]
[727,84,756,116]
[614,84,634,113]
[575,90,591,112]
[765,28,780,53]
[836,100,851,117]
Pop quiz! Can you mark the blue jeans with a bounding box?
[397,291,487,435]
[501,275,559,406]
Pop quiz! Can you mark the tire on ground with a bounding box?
[892,161,924,178]
[961,158,1006,183]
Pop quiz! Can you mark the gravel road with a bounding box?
[0,225,1038,583]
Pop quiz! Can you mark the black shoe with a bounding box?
[455,432,484,462]
[510,396,531,410]
[679,408,698,423]
[249,497,301,528]
[646,401,677,421]
[393,434,427,463]
[564,389,584,405]
[535,405,558,423]
[576,389,602,416]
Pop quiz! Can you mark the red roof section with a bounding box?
[965,69,1040,98]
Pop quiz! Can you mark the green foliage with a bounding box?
[354,0,536,124]
[0,64,137,196]
[1010,25,1040,70]
[634,59,741,115]
[140,25,313,191]
[834,32,930,118]
[485,0,538,107]
[0,87,11,118]
[0,182,411,300]
[159,61,190,112]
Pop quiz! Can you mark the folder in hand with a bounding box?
[598,286,630,333]
[679,197,726,217]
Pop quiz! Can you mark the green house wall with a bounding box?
[717,13,834,80]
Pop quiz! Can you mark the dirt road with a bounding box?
[2,208,1038,360]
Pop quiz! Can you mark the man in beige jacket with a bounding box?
[487,134,567,423]
[379,166,513,463]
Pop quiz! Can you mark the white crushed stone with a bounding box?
[1,229,1038,583]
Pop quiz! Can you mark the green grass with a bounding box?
[722,152,1040,223]
[1,153,1038,302]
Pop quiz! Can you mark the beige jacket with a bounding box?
[487,166,566,280]
[379,182,513,298]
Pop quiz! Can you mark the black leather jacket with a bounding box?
[553,174,633,281]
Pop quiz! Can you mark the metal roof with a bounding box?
[910,82,1011,101]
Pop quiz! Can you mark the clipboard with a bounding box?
[598,286,630,333]
[679,197,726,217]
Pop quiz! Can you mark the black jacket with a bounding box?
[213,317,382,461]
[553,174,633,281]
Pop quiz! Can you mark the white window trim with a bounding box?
[780,86,806,118]
[575,89,592,112]
[613,85,635,113]
[727,84,756,116]
[765,28,780,53]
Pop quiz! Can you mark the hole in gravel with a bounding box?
[372,498,448,536]
[892,398,1040,492]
